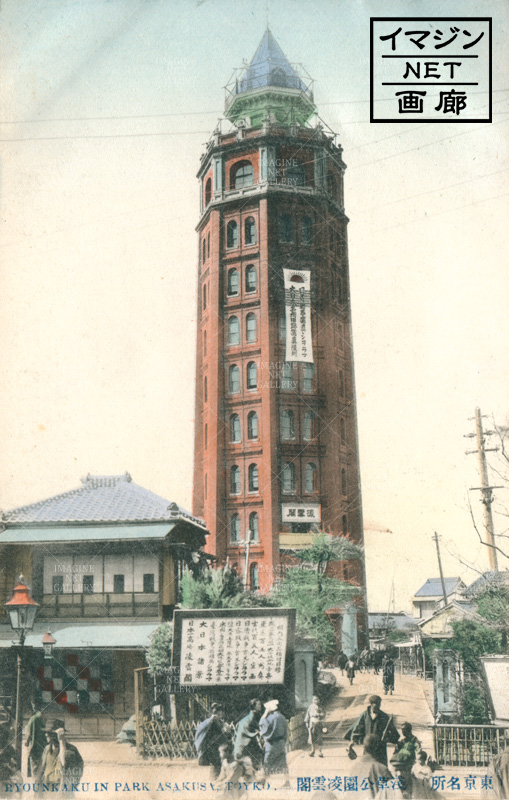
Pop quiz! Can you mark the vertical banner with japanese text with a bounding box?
[284,269,313,363]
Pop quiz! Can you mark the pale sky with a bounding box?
[1,0,508,613]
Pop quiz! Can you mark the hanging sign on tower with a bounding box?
[284,269,313,363]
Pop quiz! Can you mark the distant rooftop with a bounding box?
[368,612,417,631]
[462,570,509,598]
[1,473,205,528]
[414,577,464,598]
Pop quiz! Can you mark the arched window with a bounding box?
[305,463,317,493]
[303,363,314,393]
[281,409,295,440]
[203,330,207,357]
[247,361,257,390]
[245,265,257,293]
[204,423,208,449]
[228,365,240,394]
[245,217,257,245]
[230,414,241,443]
[282,462,295,494]
[342,514,348,535]
[339,370,344,397]
[301,216,312,245]
[232,161,254,189]
[227,220,238,249]
[247,411,258,440]
[286,163,306,187]
[228,268,239,296]
[248,463,259,492]
[204,376,207,402]
[205,177,212,205]
[250,562,259,590]
[230,465,241,495]
[202,283,207,310]
[202,238,206,263]
[281,362,294,390]
[303,410,316,441]
[246,313,257,343]
[249,512,259,542]
[341,468,347,495]
[230,513,241,542]
[340,417,346,444]
[343,563,349,581]
[227,316,240,346]
[278,214,293,243]
[207,232,210,258]
[327,173,337,199]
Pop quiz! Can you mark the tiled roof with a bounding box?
[1,473,205,527]
[414,577,464,597]
[462,571,509,598]
[368,612,417,631]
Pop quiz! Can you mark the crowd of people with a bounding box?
[194,697,292,796]
[0,703,83,799]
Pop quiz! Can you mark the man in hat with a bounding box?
[233,698,264,770]
[37,719,83,797]
[345,695,400,766]
[195,703,233,779]
[24,700,46,777]
[259,700,288,776]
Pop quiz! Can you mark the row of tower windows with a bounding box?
[203,364,342,401]
[226,218,257,249]
[278,215,312,245]
[227,265,257,295]
[204,161,343,209]
[227,314,257,346]
[229,512,259,543]
[229,461,325,496]
[229,411,259,442]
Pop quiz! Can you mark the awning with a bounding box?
[0,523,176,544]
[0,621,161,649]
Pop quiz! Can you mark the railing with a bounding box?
[433,724,509,767]
[37,592,160,619]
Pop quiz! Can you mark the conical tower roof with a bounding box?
[225,29,315,127]
[238,29,307,93]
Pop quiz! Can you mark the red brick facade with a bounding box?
[193,115,367,609]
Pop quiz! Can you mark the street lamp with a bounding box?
[5,575,39,766]
[42,631,56,659]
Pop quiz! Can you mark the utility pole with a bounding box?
[464,407,501,572]
[433,532,449,607]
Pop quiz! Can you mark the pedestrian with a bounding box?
[24,700,46,777]
[37,719,83,798]
[305,695,325,757]
[346,657,356,685]
[391,723,421,798]
[411,751,443,799]
[233,698,264,770]
[215,745,256,799]
[195,703,233,779]
[486,744,509,799]
[352,734,395,799]
[259,699,288,777]
[345,694,400,766]
[383,655,395,695]
[337,651,348,675]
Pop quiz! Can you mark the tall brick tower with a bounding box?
[193,31,367,635]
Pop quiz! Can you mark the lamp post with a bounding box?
[5,575,39,767]
[42,631,56,659]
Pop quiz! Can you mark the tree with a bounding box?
[271,534,362,659]
[146,622,173,676]
[180,565,273,609]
